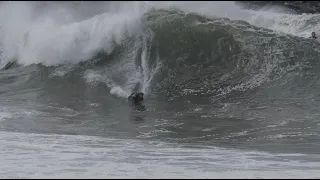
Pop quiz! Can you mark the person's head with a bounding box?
[312,32,316,38]
[133,92,144,103]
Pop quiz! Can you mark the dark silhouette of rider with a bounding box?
[310,32,317,39]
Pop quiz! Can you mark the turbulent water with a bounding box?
[1,1,320,178]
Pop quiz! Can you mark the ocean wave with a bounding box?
[1,2,319,101]
[1,2,320,159]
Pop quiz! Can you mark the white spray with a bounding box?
[0,2,146,67]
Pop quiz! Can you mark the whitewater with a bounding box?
[1,1,320,178]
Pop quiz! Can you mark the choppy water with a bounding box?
[1,1,320,178]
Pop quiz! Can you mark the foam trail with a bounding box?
[105,31,161,98]
[141,34,150,89]
[140,28,161,95]
[83,26,161,99]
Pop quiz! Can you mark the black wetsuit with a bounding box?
[128,92,144,104]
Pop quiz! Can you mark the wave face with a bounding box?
[1,1,320,178]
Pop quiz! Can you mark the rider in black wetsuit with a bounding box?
[128,92,144,104]
[310,32,317,39]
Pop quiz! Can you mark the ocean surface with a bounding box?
[1,1,320,178]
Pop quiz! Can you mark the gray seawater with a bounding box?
[1,1,320,178]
